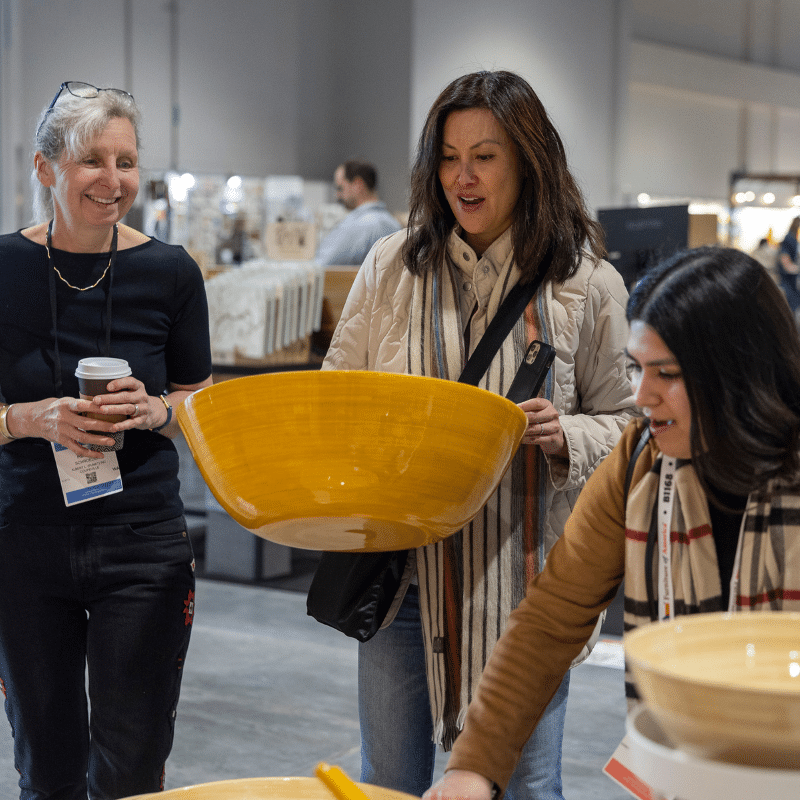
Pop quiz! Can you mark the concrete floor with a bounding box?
[0,575,631,799]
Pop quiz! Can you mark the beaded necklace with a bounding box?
[45,220,117,291]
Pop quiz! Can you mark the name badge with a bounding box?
[51,442,123,506]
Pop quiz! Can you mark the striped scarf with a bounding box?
[624,454,800,699]
[408,254,550,748]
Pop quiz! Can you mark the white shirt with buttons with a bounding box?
[450,226,511,348]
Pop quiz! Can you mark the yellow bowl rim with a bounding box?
[183,369,528,410]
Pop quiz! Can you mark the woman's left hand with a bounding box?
[423,770,494,800]
[518,397,567,456]
[88,376,166,431]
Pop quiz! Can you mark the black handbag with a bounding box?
[306,252,553,641]
[306,549,410,642]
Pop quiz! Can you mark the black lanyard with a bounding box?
[46,221,117,398]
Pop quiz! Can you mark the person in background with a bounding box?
[321,70,636,799]
[749,236,777,282]
[315,159,402,266]
[423,246,800,800]
[776,217,800,313]
[0,81,213,798]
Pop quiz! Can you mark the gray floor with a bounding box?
[0,577,631,799]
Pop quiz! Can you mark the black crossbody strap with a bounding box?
[457,246,554,387]
[623,425,652,506]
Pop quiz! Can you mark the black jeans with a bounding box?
[0,517,196,800]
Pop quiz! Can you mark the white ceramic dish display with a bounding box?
[626,705,800,800]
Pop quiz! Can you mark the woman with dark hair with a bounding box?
[0,82,212,798]
[321,70,635,799]
[403,70,604,283]
[424,246,800,800]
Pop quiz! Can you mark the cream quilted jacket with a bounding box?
[324,228,637,558]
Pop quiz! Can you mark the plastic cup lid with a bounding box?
[74,357,132,380]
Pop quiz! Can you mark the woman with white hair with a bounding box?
[0,81,212,798]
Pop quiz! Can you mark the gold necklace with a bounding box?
[45,222,117,291]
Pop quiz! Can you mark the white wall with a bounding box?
[324,0,413,212]
[173,0,302,175]
[632,0,800,69]
[5,1,800,231]
[623,83,742,199]
[623,0,800,204]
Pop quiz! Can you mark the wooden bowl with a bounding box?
[625,611,800,768]
[177,370,527,551]
[122,776,417,800]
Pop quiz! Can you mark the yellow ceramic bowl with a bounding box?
[178,370,527,551]
[122,776,417,800]
[625,611,800,768]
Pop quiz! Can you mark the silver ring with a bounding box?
[133,404,139,417]
[539,423,545,436]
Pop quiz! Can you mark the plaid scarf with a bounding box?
[408,254,549,747]
[624,453,800,699]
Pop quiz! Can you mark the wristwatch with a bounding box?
[150,394,173,432]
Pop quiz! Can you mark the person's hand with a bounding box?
[90,377,168,432]
[423,770,494,800]
[517,397,567,456]
[25,397,118,459]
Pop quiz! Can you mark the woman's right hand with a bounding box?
[423,770,494,800]
[8,398,117,458]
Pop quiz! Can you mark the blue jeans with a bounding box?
[359,585,569,799]
[0,518,196,800]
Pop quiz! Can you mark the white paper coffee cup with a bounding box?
[75,357,132,451]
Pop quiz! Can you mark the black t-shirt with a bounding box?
[706,483,748,609]
[0,231,212,525]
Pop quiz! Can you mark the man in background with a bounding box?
[316,160,402,266]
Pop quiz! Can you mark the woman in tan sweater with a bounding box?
[425,245,800,799]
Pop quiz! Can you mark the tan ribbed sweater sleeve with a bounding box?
[446,419,653,792]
